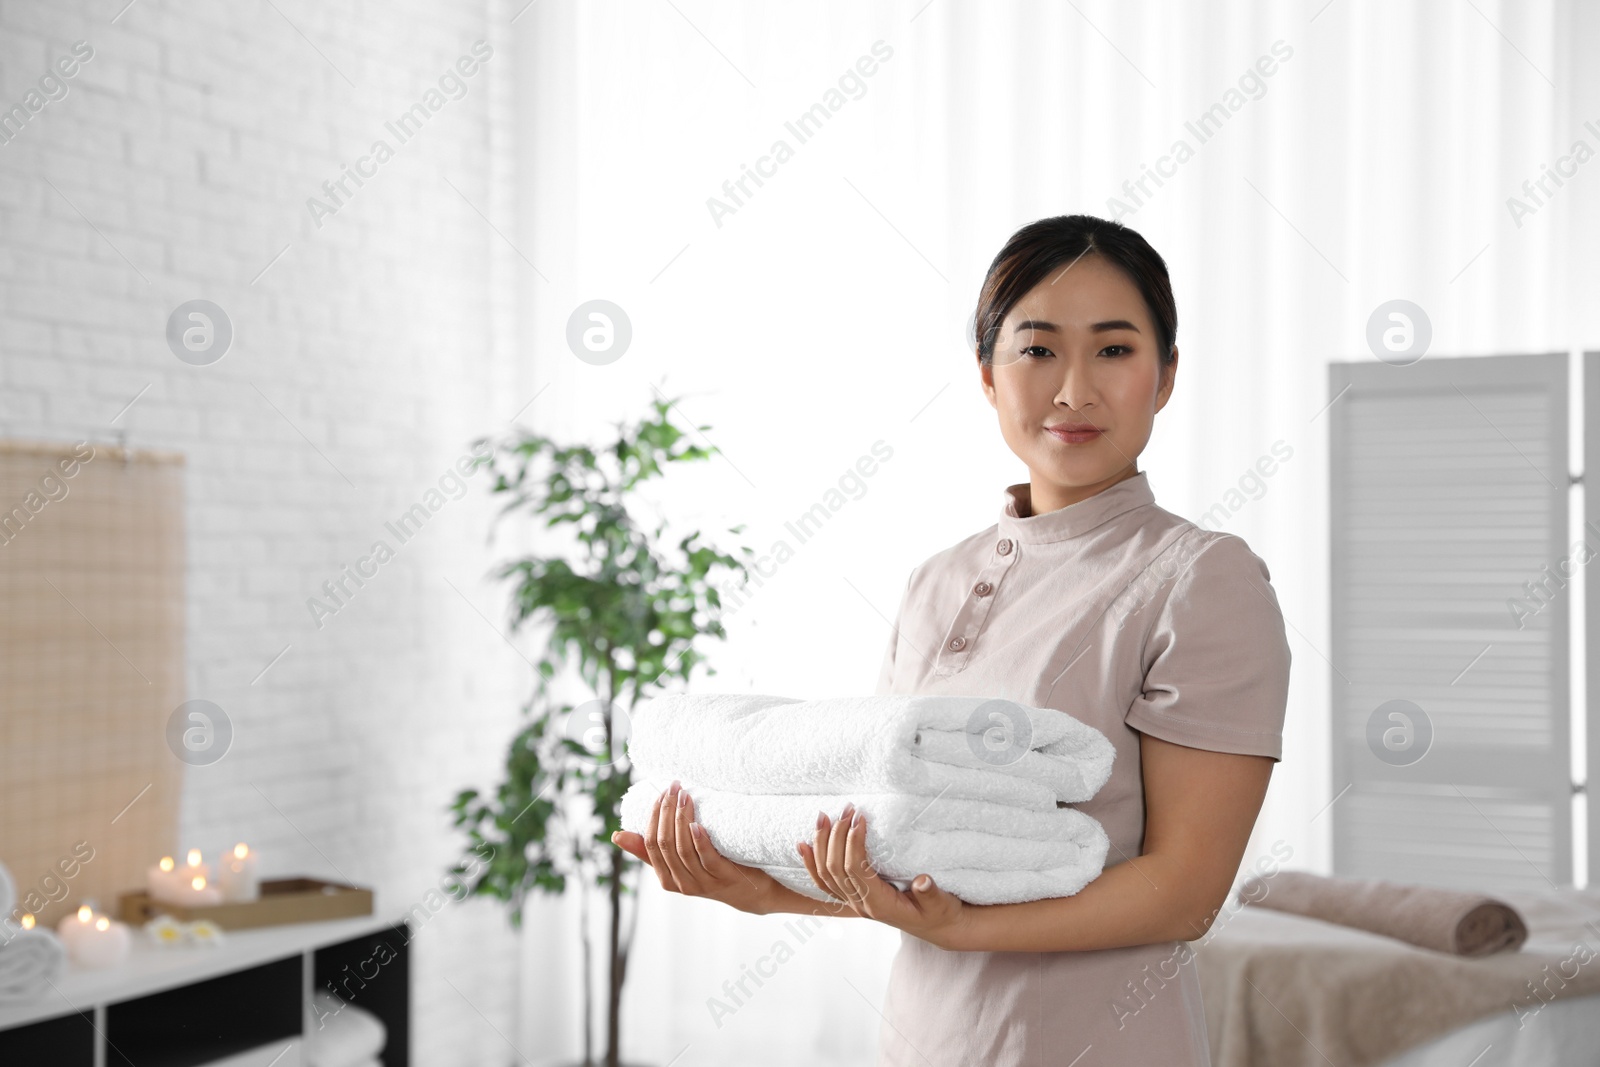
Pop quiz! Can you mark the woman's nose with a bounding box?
[1053,359,1098,410]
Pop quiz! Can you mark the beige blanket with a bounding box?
[1194,886,1600,1067]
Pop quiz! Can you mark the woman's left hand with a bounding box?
[798,802,969,949]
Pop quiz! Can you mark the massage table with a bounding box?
[1193,886,1600,1067]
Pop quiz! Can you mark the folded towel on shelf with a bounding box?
[623,692,1116,809]
[0,928,67,1005]
[306,988,387,1067]
[1237,870,1529,957]
[619,778,1111,906]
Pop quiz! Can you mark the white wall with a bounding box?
[0,1,529,1062]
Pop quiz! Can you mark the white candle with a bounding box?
[55,904,97,952]
[147,856,185,905]
[71,915,131,970]
[182,848,211,891]
[148,849,220,908]
[172,872,222,908]
[216,843,260,903]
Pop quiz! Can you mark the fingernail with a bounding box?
[678,790,688,808]
[817,810,827,830]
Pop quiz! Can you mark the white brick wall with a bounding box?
[1,1,530,1061]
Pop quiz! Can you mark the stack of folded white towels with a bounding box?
[306,989,387,1067]
[618,694,1115,906]
[0,860,67,1006]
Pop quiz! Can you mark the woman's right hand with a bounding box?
[610,779,779,916]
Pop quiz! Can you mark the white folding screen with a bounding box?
[1329,353,1573,892]
[1584,350,1600,887]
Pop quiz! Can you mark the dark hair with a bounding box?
[973,214,1177,370]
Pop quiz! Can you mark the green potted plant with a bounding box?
[447,392,755,1067]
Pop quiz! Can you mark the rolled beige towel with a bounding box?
[1237,870,1528,957]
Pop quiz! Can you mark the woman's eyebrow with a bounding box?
[1014,319,1142,334]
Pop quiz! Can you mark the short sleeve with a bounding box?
[874,566,917,697]
[1124,533,1291,761]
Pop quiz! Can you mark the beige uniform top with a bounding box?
[874,471,1291,1066]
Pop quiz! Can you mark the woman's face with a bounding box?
[980,254,1177,512]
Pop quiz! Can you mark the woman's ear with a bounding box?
[1154,347,1178,412]
[979,359,998,409]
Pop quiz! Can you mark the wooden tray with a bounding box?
[117,878,374,931]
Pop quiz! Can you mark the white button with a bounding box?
[948,636,967,651]
[997,539,1013,556]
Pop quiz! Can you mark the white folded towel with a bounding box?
[0,928,68,1005]
[307,988,386,1067]
[623,693,1115,809]
[763,861,1100,908]
[620,777,1110,906]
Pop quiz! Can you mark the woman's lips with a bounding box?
[1047,427,1102,444]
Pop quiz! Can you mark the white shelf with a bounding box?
[0,912,405,1032]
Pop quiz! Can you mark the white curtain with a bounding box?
[505,2,1597,1063]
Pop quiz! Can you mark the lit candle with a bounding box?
[147,855,186,905]
[151,849,219,908]
[183,848,211,888]
[71,914,131,970]
[216,843,260,903]
[55,904,98,953]
[173,872,222,908]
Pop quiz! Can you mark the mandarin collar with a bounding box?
[998,471,1156,544]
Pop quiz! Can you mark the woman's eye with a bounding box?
[1016,344,1130,359]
